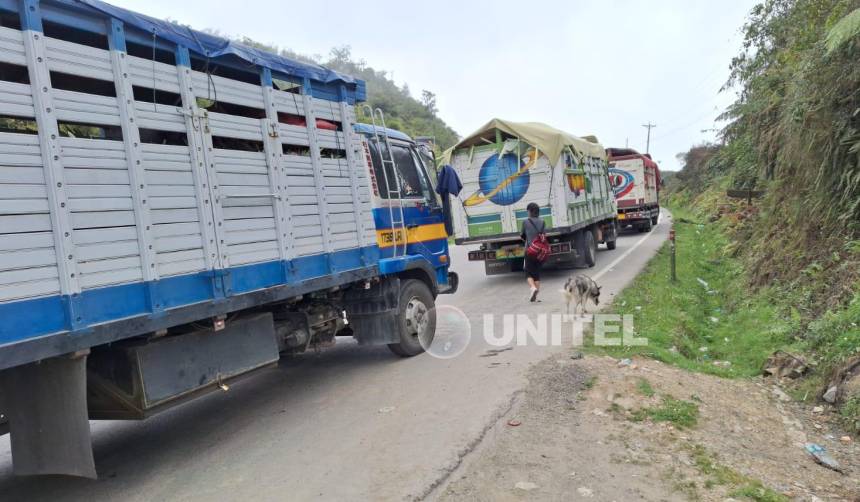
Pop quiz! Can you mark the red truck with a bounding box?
[607,148,661,232]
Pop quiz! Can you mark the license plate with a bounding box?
[617,213,626,220]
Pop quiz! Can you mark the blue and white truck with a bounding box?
[0,0,456,477]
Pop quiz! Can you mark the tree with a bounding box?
[421,90,438,116]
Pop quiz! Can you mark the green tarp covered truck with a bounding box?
[447,119,618,275]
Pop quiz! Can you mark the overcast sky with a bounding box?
[115,0,757,171]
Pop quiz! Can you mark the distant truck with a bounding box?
[448,119,618,274]
[0,0,455,478]
[606,148,661,232]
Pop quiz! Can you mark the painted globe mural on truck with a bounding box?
[464,149,539,207]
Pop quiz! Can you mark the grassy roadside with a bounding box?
[588,199,860,433]
[590,206,798,377]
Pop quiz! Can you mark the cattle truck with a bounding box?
[606,147,661,232]
[0,0,456,478]
[448,119,618,275]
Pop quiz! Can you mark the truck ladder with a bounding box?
[362,106,407,257]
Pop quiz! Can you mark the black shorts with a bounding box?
[524,256,542,281]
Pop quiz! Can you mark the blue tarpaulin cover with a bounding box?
[71,0,362,91]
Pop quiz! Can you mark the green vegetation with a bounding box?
[689,445,788,501]
[223,36,459,150]
[594,205,796,377]
[631,396,699,429]
[636,378,655,397]
[659,0,860,432]
[583,376,597,390]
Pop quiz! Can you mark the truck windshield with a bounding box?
[368,139,434,204]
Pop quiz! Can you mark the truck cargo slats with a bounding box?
[79,267,142,289]
[0,4,374,349]
[0,26,26,66]
[0,265,58,285]
[127,56,180,94]
[190,72,265,110]
[149,208,198,225]
[0,278,59,301]
[76,240,139,262]
[0,248,57,270]
[0,81,35,117]
[154,234,203,253]
[0,213,52,233]
[208,113,264,141]
[134,105,185,132]
[148,196,197,210]
[221,205,274,220]
[158,257,205,277]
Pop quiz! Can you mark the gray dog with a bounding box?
[561,275,601,314]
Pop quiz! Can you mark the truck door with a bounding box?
[367,139,447,261]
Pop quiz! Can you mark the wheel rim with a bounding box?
[404,296,430,340]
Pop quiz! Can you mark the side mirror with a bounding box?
[417,144,436,162]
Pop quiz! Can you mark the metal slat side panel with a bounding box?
[53,89,121,126]
[175,47,219,271]
[62,137,142,289]
[141,143,205,277]
[278,123,310,147]
[350,136,377,245]
[20,14,81,304]
[134,103,185,132]
[44,36,113,82]
[190,71,265,110]
[260,70,293,262]
[213,148,278,266]
[108,20,157,285]
[127,54,181,94]
[207,112,264,141]
[280,154,324,257]
[0,25,26,66]
[272,87,305,116]
[302,78,333,264]
[0,130,61,301]
[0,80,35,118]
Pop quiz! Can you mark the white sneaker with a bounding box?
[529,287,539,302]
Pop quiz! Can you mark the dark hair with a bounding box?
[527,202,540,217]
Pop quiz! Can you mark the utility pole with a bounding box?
[642,122,656,154]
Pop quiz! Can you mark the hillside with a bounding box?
[665,0,860,433]
[230,37,459,150]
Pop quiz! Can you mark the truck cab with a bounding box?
[353,123,457,295]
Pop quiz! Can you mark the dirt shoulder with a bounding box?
[433,355,859,501]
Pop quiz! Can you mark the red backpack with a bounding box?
[525,219,550,262]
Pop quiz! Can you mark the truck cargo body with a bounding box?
[607,148,660,232]
[449,119,618,274]
[0,0,454,478]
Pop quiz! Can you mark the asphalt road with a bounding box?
[0,214,670,501]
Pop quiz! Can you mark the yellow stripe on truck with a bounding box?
[376,223,448,248]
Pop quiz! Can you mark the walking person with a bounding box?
[521,202,546,302]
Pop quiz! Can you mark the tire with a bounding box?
[651,211,659,226]
[606,223,618,250]
[584,229,597,267]
[642,218,653,232]
[388,279,436,357]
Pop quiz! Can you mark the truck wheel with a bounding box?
[606,223,618,250]
[650,212,659,225]
[642,218,653,232]
[584,230,597,267]
[388,279,436,357]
